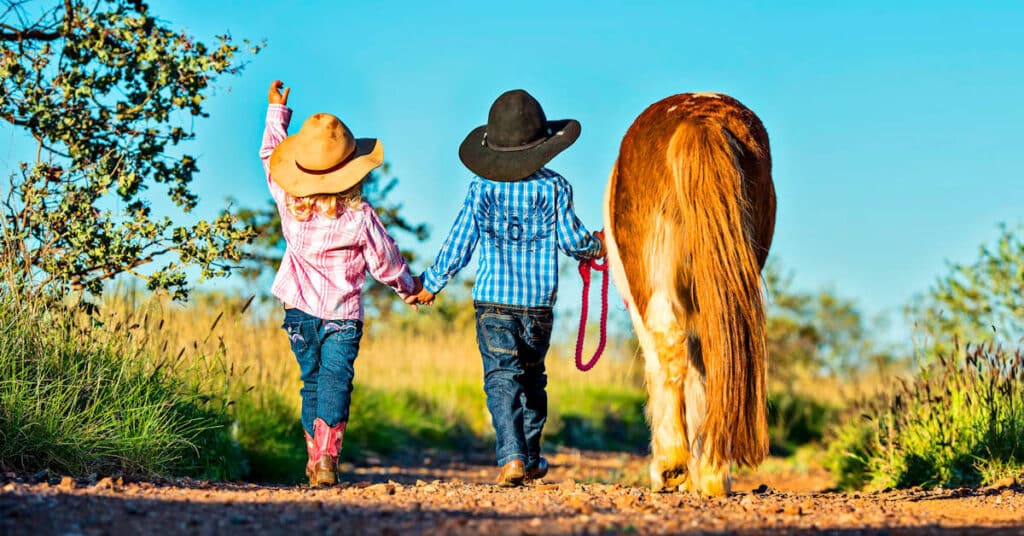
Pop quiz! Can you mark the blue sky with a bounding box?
[4,1,1023,339]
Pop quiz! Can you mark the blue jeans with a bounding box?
[474,302,554,468]
[282,308,363,436]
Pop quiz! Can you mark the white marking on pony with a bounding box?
[602,164,636,318]
[691,92,722,99]
[605,166,688,491]
[666,105,678,112]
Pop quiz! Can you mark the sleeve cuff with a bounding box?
[588,233,603,258]
[267,104,292,121]
[422,269,446,295]
[394,271,416,299]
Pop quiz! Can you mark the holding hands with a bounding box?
[404,279,435,309]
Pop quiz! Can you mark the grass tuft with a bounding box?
[825,341,1024,490]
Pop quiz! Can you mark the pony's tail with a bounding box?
[668,120,769,469]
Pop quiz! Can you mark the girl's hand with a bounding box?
[268,80,290,105]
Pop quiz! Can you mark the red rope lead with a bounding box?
[575,255,609,372]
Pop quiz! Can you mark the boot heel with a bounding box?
[312,454,337,487]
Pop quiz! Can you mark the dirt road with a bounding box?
[2,450,1022,535]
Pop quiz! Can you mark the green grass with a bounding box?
[547,386,649,452]
[825,342,1024,490]
[0,290,244,479]
[767,391,837,455]
[1,283,843,484]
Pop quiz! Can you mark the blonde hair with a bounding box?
[285,184,363,222]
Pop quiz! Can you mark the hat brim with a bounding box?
[458,119,580,182]
[270,136,383,197]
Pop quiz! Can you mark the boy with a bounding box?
[408,89,604,486]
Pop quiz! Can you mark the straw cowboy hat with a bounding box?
[270,113,383,197]
[459,89,580,182]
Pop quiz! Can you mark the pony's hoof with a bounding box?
[696,474,731,497]
[650,465,688,493]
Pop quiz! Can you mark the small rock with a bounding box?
[415,479,427,487]
[783,503,803,516]
[59,476,75,490]
[990,477,1016,489]
[32,469,49,481]
[753,483,770,494]
[614,494,638,510]
[95,477,114,490]
[367,483,396,495]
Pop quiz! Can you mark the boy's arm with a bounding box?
[361,203,418,299]
[421,181,480,296]
[555,177,604,260]
[259,80,292,204]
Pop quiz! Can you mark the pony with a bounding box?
[603,92,775,496]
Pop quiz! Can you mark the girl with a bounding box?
[259,80,420,486]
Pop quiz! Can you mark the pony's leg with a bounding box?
[640,290,691,492]
[683,335,732,496]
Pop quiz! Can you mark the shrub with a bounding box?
[825,342,1024,490]
[767,391,837,455]
[0,290,244,479]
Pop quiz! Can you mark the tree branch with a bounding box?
[0,0,71,41]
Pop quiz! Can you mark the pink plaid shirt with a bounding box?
[259,104,415,320]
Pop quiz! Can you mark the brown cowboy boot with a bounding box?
[304,429,318,486]
[496,460,526,487]
[311,418,346,487]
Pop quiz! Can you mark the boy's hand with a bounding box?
[405,288,436,307]
[268,80,290,105]
[594,230,607,258]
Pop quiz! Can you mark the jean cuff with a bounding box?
[496,453,526,467]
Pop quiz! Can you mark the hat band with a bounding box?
[294,150,357,176]
[483,129,554,152]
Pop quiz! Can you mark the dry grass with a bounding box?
[101,289,645,439]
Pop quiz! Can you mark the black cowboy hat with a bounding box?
[459,89,581,182]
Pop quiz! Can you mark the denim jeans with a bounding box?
[282,308,363,436]
[474,302,554,468]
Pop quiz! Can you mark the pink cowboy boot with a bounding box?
[310,417,346,486]
[304,429,318,486]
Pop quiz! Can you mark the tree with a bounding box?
[235,163,429,317]
[764,260,896,388]
[908,223,1024,356]
[0,0,259,299]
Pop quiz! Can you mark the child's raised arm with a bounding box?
[259,80,293,203]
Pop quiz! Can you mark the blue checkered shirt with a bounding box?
[423,168,602,307]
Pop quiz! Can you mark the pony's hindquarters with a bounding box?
[605,93,774,496]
